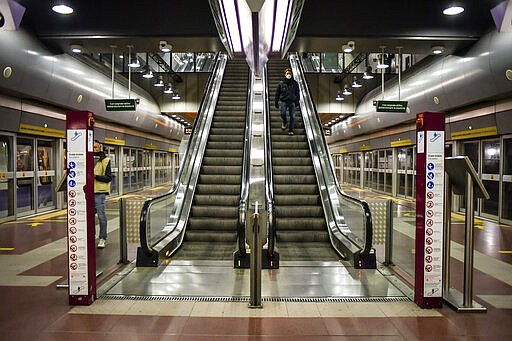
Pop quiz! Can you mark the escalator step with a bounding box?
[275,194,321,205]
[273,184,319,195]
[195,184,241,195]
[198,174,241,184]
[191,205,238,217]
[276,205,324,217]
[276,218,326,231]
[188,217,238,230]
[200,165,242,175]
[276,230,329,242]
[193,194,240,206]
[185,231,237,242]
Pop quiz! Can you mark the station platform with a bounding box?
[1,184,511,339]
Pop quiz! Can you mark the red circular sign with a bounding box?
[426,237,433,245]
[425,264,433,272]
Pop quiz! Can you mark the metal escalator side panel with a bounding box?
[236,65,254,260]
[288,53,375,268]
[137,53,228,266]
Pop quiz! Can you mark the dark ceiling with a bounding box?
[10,0,506,126]
[15,0,504,55]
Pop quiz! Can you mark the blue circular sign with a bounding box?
[68,161,76,169]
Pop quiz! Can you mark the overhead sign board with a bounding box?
[376,100,408,113]
[105,99,136,111]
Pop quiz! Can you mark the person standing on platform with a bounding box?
[93,140,112,249]
[275,67,300,135]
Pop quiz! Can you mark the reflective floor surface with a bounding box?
[103,260,405,299]
[1,184,512,339]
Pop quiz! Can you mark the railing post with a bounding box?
[384,199,394,266]
[249,201,262,308]
[463,173,475,307]
[443,174,452,294]
[119,198,128,264]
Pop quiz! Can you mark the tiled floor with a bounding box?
[1,185,512,339]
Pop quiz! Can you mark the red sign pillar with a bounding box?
[415,112,445,309]
[66,111,96,305]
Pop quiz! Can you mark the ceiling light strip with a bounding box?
[221,0,243,53]
[271,0,292,52]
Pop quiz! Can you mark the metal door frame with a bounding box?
[34,137,57,213]
[0,132,15,222]
[15,136,36,217]
[480,137,500,221]
[501,134,512,225]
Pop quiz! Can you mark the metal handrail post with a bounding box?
[384,199,393,266]
[119,198,128,264]
[463,173,475,307]
[249,202,262,308]
[443,174,452,294]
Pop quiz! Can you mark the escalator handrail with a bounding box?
[139,53,226,256]
[238,66,254,255]
[262,65,276,256]
[290,53,373,257]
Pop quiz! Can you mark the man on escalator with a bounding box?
[275,68,300,136]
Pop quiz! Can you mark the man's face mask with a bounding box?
[285,73,292,79]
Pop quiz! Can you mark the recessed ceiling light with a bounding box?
[431,45,445,55]
[70,44,83,53]
[443,5,464,16]
[52,4,74,15]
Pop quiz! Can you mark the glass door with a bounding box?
[16,137,35,216]
[502,136,512,224]
[397,148,407,197]
[36,139,56,212]
[363,151,374,190]
[0,134,14,221]
[104,145,118,195]
[460,141,479,213]
[481,139,500,219]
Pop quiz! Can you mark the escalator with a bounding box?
[267,60,340,261]
[136,55,251,266]
[172,60,249,260]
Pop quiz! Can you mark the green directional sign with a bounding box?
[376,100,408,113]
[105,99,136,111]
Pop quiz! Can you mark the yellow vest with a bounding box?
[94,157,111,193]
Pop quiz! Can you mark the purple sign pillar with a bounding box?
[66,111,96,305]
[415,112,445,309]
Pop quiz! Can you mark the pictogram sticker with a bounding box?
[426,228,433,236]
[425,264,433,272]
[425,246,433,254]
[426,201,434,209]
[426,237,433,245]
[427,191,434,199]
[426,210,434,218]
[426,219,434,227]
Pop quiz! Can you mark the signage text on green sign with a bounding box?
[376,100,408,113]
[105,99,136,111]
